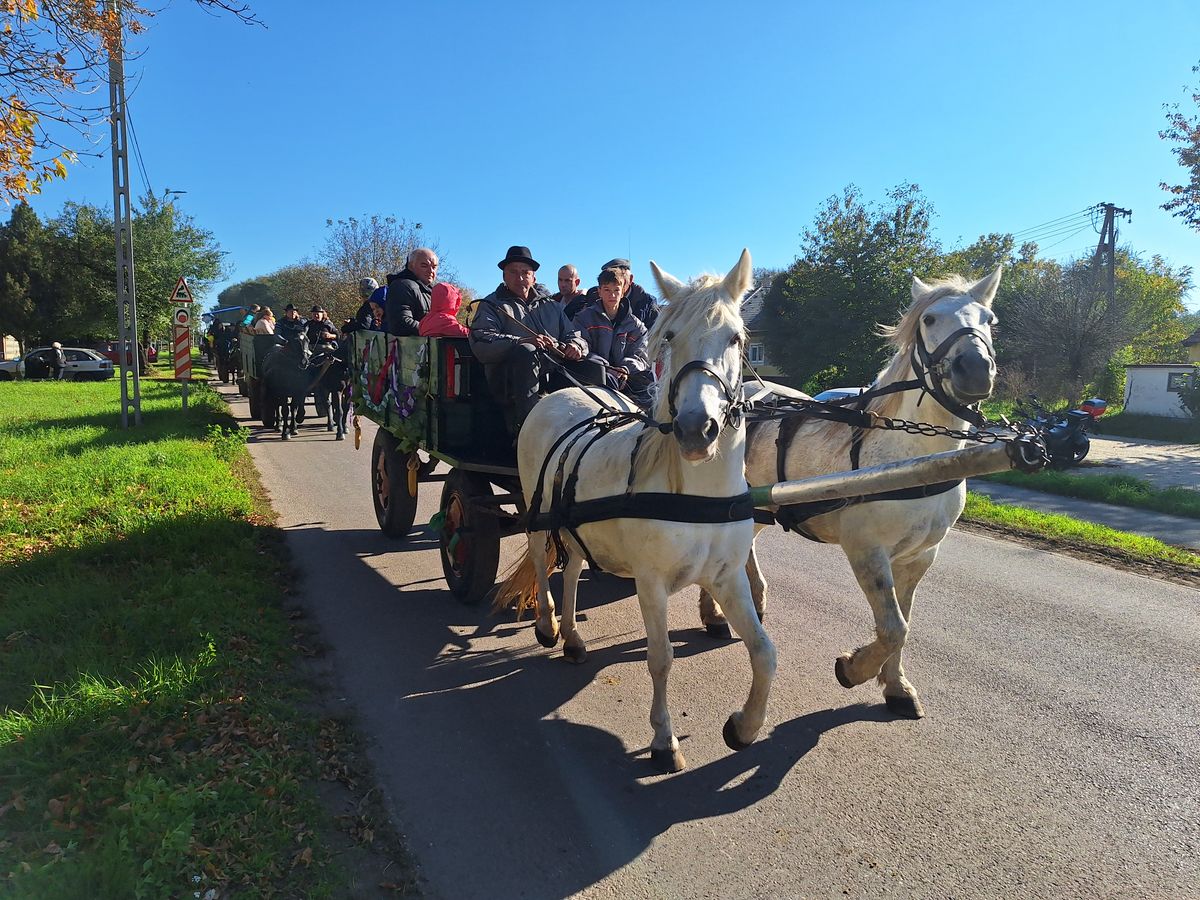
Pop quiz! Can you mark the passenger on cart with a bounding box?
[572,268,654,408]
[469,245,600,433]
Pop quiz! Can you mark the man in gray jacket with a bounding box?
[469,245,593,431]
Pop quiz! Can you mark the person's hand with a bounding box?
[612,366,628,386]
[561,343,582,361]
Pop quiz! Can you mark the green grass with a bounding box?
[1095,411,1200,444]
[0,380,345,897]
[963,491,1200,569]
[981,470,1200,519]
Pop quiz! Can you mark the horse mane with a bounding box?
[633,273,746,491]
[806,275,974,456]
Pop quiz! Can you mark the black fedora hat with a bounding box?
[497,245,540,271]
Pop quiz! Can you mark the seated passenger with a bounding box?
[573,269,654,407]
[352,278,382,331]
[419,283,469,338]
[469,245,596,432]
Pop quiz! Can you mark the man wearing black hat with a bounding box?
[470,245,592,432]
[304,306,338,347]
[277,303,306,344]
[385,248,438,336]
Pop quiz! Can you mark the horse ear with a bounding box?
[911,275,932,301]
[969,266,1003,308]
[650,260,685,302]
[723,248,753,300]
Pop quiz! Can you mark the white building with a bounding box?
[1122,363,1196,418]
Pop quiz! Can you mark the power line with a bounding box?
[1010,207,1095,237]
[124,103,153,197]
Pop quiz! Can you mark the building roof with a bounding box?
[1184,326,1200,347]
[741,286,767,331]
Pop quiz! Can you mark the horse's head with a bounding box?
[901,268,1000,406]
[648,249,752,463]
[284,331,311,366]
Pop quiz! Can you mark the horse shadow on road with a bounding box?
[284,521,894,899]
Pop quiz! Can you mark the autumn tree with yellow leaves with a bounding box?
[1,0,258,202]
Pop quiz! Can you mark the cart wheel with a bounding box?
[247,378,260,418]
[439,469,501,605]
[372,430,418,538]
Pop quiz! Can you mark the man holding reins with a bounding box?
[469,245,596,433]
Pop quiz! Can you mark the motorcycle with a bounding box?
[1017,396,1107,470]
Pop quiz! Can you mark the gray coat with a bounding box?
[469,284,588,365]
[572,300,650,373]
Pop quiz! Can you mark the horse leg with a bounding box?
[559,553,586,664]
[747,531,768,622]
[289,397,300,436]
[324,389,334,431]
[834,547,910,705]
[635,578,685,773]
[332,388,345,440]
[702,568,777,751]
[279,398,290,440]
[697,588,730,639]
[530,533,559,648]
[875,548,937,719]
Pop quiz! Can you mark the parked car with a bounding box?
[813,386,866,403]
[0,357,23,380]
[95,340,158,366]
[22,347,114,380]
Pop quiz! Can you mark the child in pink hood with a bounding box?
[418,283,469,338]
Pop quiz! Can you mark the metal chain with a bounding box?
[862,410,1042,447]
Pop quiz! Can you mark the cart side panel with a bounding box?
[428,339,512,465]
[350,330,430,452]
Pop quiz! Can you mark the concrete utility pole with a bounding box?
[1093,202,1132,306]
[108,0,141,427]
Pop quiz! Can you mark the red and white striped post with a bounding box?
[171,276,195,409]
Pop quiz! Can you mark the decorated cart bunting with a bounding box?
[350,331,429,451]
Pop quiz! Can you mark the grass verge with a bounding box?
[961,491,1200,585]
[0,379,417,898]
[981,470,1200,519]
[1097,411,1200,444]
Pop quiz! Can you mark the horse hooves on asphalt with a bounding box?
[534,624,559,648]
[705,621,732,640]
[722,715,752,751]
[335,432,345,441]
[834,655,855,689]
[650,747,687,773]
[563,643,587,665]
[885,694,925,719]
[281,431,290,441]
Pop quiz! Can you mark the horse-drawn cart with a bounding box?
[348,326,1046,608]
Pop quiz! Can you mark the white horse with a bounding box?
[701,268,1001,719]
[497,250,776,773]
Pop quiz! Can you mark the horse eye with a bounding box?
[729,335,741,347]
[922,314,935,327]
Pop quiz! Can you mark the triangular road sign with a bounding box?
[170,276,194,303]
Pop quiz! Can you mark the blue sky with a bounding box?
[21,0,1200,309]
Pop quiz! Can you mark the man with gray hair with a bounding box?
[385,247,439,336]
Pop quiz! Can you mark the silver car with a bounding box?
[22,347,115,381]
[0,357,22,380]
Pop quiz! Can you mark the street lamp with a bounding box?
[162,188,187,206]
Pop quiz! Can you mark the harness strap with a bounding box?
[769,478,963,542]
[529,491,756,531]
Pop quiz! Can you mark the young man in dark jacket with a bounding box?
[583,258,660,329]
[573,269,653,406]
[385,248,438,336]
[469,245,594,432]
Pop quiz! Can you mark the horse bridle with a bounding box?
[909,323,995,428]
[667,359,746,431]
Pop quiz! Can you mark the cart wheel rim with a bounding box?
[375,451,390,509]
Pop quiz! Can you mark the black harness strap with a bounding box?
[529,491,756,531]
[769,478,963,541]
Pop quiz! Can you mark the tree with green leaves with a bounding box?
[0,203,51,351]
[1160,61,1200,232]
[761,183,941,389]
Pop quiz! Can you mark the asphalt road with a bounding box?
[229,387,1199,900]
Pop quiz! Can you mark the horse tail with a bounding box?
[492,544,543,619]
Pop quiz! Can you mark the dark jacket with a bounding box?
[50,347,66,370]
[572,300,650,373]
[468,283,588,366]
[277,316,306,344]
[582,282,658,329]
[304,317,339,346]
[385,268,434,336]
[552,291,591,320]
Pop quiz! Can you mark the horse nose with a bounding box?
[672,411,721,457]
[951,353,994,397]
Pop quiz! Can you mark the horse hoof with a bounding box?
[563,643,587,665]
[834,655,855,689]
[650,747,687,773]
[885,694,925,719]
[326,424,333,432]
[534,625,559,648]
[335,433,345,441]
[722,715,752,751]
[281,432,290,441]
[705,621,732,640]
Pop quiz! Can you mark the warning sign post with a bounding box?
[171,283,193,409]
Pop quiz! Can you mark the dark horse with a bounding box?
[260,333,312,440]
[308,338,349,441]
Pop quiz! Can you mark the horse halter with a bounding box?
[910,323,995,428]
[667,359,746,431]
